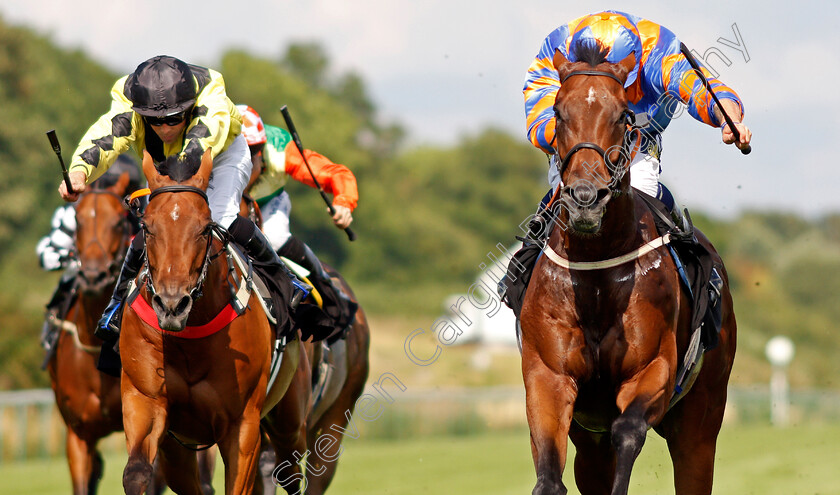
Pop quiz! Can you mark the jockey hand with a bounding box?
[58,170,88,202]
[331,204,353,229]
[718,99,752,151]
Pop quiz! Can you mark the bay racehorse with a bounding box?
[46,173,143,494]
[120,149,304,494]
[47,172,215,494]
[519,44,736,494]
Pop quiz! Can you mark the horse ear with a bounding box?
[111,171,130,196]
[142,150,164,189]
[553,49,573,82]
[614,52,637,83]
[193,147,213,191]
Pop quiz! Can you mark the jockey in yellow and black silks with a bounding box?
[56,56,308,376]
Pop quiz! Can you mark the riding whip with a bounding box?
[280,105,357,241]
[679,43,751,155]
[46,130,75,193]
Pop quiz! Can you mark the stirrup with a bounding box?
[95,299,123,341]
[670,206,696,242]
[708,267,723,307]
[289,279,311,310]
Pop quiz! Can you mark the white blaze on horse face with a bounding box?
[586,86,596,106]
[171,203,180,222]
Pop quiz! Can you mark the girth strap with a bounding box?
[542,234,672,270]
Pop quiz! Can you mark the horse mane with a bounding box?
[155,149,202,183]
[571,39,611,67]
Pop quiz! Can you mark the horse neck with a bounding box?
[187,239,232,320]
[555,190,640,261]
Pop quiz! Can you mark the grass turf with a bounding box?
[2,423,839,494]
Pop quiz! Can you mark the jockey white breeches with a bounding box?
[260,191,293,251]
[207,133,252,228]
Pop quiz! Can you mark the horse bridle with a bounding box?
[139,185,227,302]
[553,70,640,194]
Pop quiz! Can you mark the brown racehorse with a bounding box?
[47,174,138,495]
[47,173,215,495]
[119,149,304,494]
[259,269,371,495]
[519,44,736,495]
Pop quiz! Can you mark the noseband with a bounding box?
[139,185,226,302]
[554,70,640,193]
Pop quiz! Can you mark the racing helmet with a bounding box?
[236,104,267,146]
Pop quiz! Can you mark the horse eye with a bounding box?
[616,112,628,125]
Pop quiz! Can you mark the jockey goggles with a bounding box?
[145,110,189,127]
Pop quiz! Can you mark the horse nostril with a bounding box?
[175,296,191,316]
[596,188,610,202]
[152,294,165,313]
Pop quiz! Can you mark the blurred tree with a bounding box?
[3,18,840,390]
[281,41,329,89]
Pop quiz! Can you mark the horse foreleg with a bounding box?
[262,343,312,495]
[65,429,102,495]
[256,436,278,495]
[217,414,263,495]
[198,446,219,495]
[523,353,578,495]
[657,309,736,495]
[304,334,368,495]
[657,355,732,494]
[610,359,672,495]
[659,386,726,495]
[122,389,168,495]
[569,422,614,495]
[156,433,205,495]
[302,378,366,495]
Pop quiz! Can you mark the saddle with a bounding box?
[635,191,723,352]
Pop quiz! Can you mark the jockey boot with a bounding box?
[499,201,552,318]
[95,235,145,341]
[278,236,358,332]
[41,266,79,350]
[45,267,78,315]
[670,204,696,242]
[227,216,310,309]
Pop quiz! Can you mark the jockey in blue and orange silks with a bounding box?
[501,10,752,317]
[525,10,750,205]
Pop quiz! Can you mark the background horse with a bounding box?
[519,45,736,495]
[259,268,370,495]
[119,149,304,495]
[45,173,153,495]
